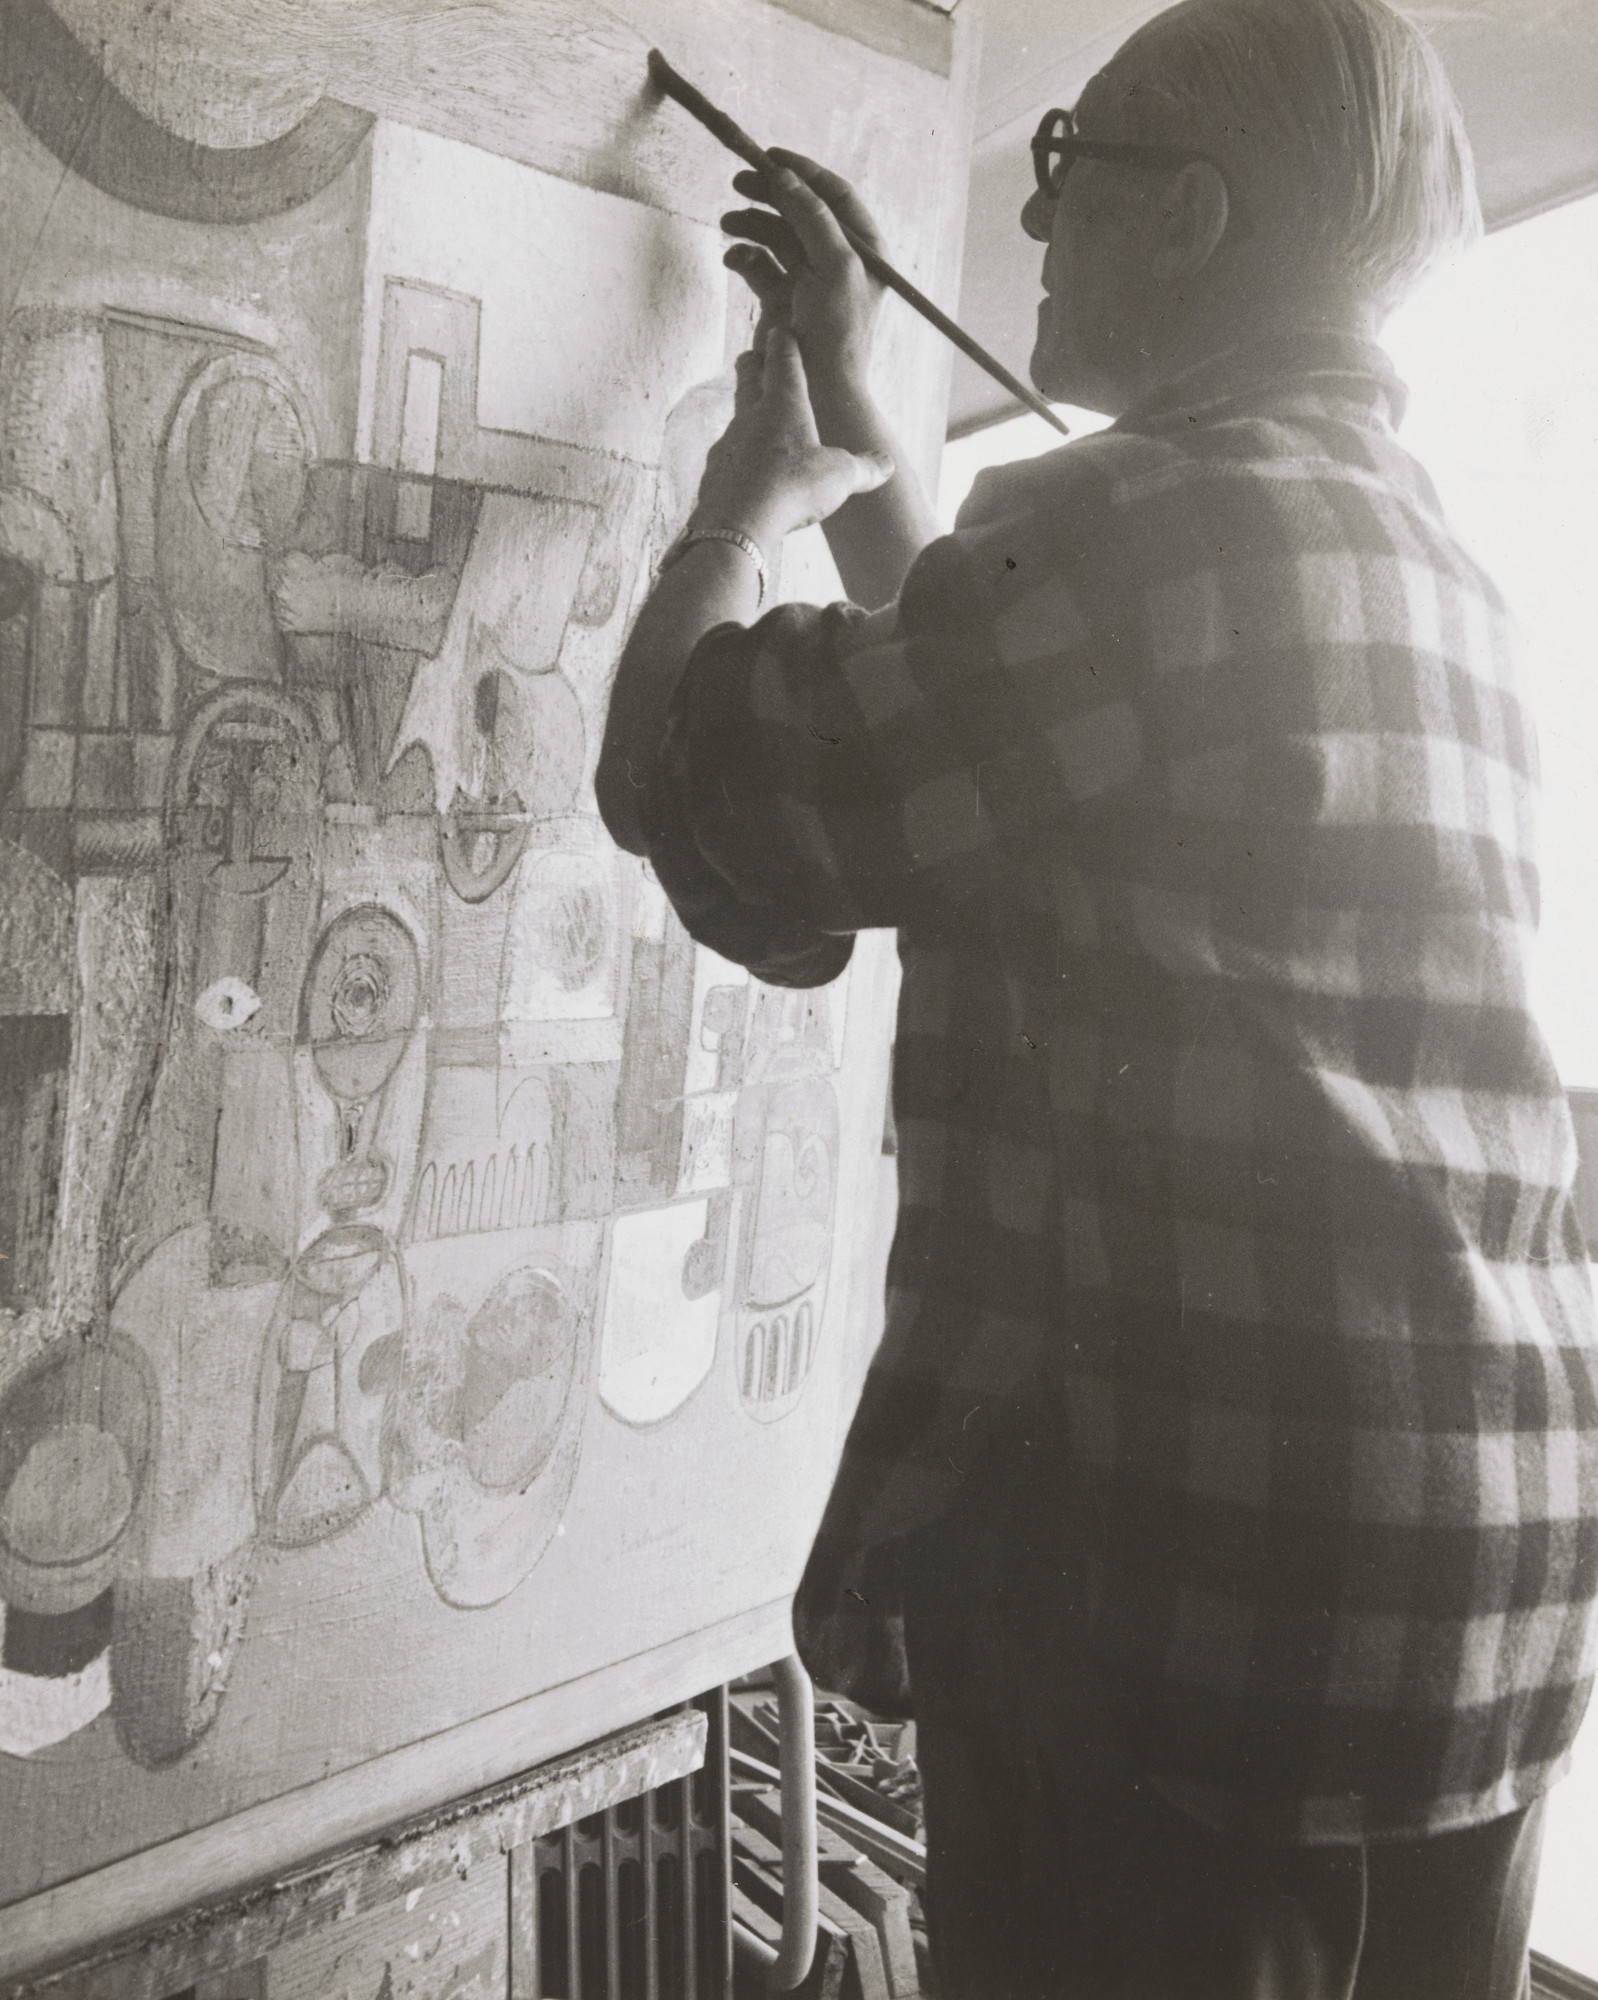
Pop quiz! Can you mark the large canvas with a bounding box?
[0,0,972,1918]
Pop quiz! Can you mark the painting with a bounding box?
[0,0,964,1935]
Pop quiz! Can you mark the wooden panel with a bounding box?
[0,1655,735,1985]
[762,0,954,74]
[5,1709,703,1998]
[266,1859,506,2000]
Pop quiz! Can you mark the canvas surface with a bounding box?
[0,0,971,1907]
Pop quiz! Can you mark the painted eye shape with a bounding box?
[300,905,421,1103]
[328,952,390,1041]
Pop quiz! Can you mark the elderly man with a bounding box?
[598,1,1598,1993]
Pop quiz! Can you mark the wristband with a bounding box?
[659,524,768,607]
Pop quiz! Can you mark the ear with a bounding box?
[1150,160,1230,281]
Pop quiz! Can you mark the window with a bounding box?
[1387,192,1598,1983]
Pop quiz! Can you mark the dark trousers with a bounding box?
[903,1566,1547,2000]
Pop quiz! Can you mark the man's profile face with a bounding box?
[1025,69,1152,411]
[1025,14,1192,414]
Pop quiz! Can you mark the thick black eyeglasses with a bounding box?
[1030,106,1211,200]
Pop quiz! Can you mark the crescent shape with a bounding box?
[0,0,374,224]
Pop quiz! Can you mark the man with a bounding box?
[598,1,1598,1993]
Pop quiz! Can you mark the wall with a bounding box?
[0,0,977,1968]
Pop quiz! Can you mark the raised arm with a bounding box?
[721,150,940,611]
[595,326,891,856]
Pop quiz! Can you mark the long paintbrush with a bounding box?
[647,49,1069,437]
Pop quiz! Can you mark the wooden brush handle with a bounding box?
[647,49,1070,437]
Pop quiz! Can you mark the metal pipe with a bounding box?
[735,1920,780,1975]
[769,1654,819,1991]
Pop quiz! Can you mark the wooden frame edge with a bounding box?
[0,1596,792,1983]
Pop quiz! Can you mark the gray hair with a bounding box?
[1119,0,1482,312]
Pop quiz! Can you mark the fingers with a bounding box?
[834,444,895,496]
[806,442,895,523]
[727,158,869,280]
[767,148,887,255]
[730,155,887,259]
[722,240,791,312]
[760,320,811,409]
[768,164,859,277]
[752,303,789,354]
[720,205,801,266]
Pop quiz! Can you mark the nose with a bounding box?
[1020,186,1054,244]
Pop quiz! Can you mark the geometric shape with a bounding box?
[400,352,443,474]
[195,976,262,1033]
[453,1266,578,1493]
[299,904,422,1103]
[0,1014,70,1314]
[0,0,373,224]
[159,352,316,683]
[461,1371,558,1490]
[439,798,531,906]
[0,1335,155,1614]
[395,353,444,542]
[502,842,619,1025]
[394,1229,600,1609]
[166,683,323,908]
[254,1224,404,1548]
[745,1079,838,1308]
[316,1153,391,1216]
[388,491,594,815]
[737,1300,819,1425]
[107,1224,272,1584]
[0,1588,113,1679]
[0,1598,111,1759]
[736,1076,839,1425]
[0,1424,134,1568]
[294,1223,390,1303]
[110,1558,253,1769]
[267,1437,371,1545]
[600,1202,722,1426]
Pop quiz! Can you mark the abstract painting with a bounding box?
[0,0,959,1919]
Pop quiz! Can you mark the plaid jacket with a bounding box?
[641,330,1598,1841]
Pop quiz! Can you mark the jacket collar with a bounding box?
[1119,327,1409,434]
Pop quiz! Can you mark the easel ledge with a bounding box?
[0,1596,791,1988]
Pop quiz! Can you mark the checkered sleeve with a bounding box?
[644,499,1141,942]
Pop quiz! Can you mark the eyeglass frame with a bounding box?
[1030,105,1223,202]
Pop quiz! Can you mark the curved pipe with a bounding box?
[770,1653,819,1991]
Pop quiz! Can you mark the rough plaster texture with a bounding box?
[0,0,975,1943]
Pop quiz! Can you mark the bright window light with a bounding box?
[938,403,1111,530]
[1387,190,1598,1982]
[1387,193,1598,1098]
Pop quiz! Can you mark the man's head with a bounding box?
[1026,0,1481,413]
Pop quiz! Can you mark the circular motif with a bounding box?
[328,951,391,1042]
[184,363,310,551]
[299,906,421,1103]
[292,1221,389,1303]
[158,351,317,680]
[0,1424,133,1567]
[0,1335,157,1614]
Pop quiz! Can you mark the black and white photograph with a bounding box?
[0,0,1594,1994]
